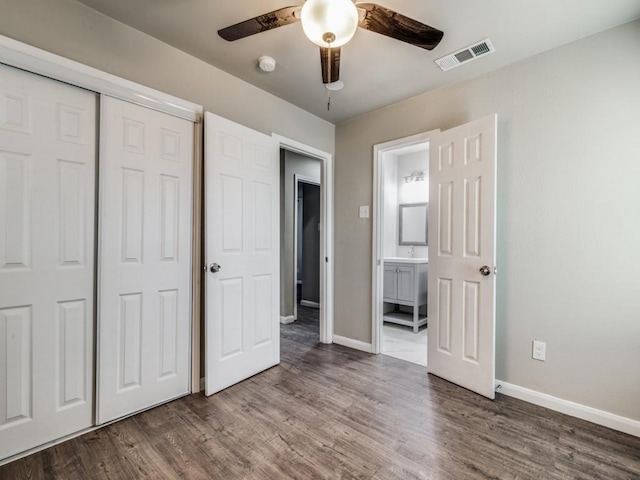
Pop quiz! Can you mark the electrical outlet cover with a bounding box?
[532,340,546,361]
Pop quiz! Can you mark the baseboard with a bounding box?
[495,380,640,438]
[333,335,373,353]
[300,300,320,309]
[0,425,99,466]
[280,315,295,324]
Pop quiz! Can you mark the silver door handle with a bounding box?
[209,263,221,273]
[479,265,491,276]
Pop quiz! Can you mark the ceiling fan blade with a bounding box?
[320,47,341,84]
[356,3,444,50]
[218,6,301,41]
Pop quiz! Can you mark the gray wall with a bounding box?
[0,0,335,153]
[280,150,321,318]
[334,20,640,421]
[301,183,321,304]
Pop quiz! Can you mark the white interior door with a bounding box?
[427,114,497,399]
[204,112,280,396]
[0,64,96,459]
[98,96,193,423]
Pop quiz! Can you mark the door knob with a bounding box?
[479,265,491,276]
[209,263,221,273]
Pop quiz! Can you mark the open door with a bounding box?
[427,114,497,399]
[204,112,280,396]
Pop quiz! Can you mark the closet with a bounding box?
[0,60,196,460]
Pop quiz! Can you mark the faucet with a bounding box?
[408,245,415,258]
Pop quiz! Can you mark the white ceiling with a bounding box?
[75,0,640,124]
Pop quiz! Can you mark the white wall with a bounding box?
[382,158,398,259]
[334,20,640,421]
[396,151,429,258]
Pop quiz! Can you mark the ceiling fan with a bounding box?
[218,0,444,85]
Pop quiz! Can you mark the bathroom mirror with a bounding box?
[399,203,428,246]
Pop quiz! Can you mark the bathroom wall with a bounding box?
[382,158,398,259]
[396,150,429,258]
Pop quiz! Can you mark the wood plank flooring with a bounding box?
[2,307,639,479]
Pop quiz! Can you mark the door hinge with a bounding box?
[325,257,328,263]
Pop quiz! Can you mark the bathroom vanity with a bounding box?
[383,257,428,333]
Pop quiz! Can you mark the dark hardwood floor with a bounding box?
[2,307,639,479]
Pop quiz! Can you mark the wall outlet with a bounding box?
[532,340,546,361]
[359,205,369,218]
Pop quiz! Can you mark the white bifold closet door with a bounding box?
[0,64,97,459]
[97,96,193,424]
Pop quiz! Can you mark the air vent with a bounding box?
[435,38,495,72]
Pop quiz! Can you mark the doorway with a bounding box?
[372,132,434,365]
[372,117,497,398]
[279,149,323,339]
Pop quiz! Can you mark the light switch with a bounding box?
[359,205,369,219]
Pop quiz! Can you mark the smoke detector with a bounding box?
[435,38,495,72]
[258,56,277,72]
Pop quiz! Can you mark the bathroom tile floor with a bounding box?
[382,322,428,366]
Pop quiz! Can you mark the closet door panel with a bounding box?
[0,63,96,461]
[98,96,193,424]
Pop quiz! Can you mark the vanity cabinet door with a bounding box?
[396,266,415,302]
[383,264,398,300]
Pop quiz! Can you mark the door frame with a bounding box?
[371,131,437,354]
[274,134,334,344]
[293,174,322,321]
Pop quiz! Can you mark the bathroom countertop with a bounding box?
[384,257,428,264]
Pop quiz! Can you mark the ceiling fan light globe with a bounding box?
[301,0,358,48]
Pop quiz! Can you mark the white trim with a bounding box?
[371,131,437,354]
[273,134,334,345]
[496,381,640,438]
[293,174,321,323]
[280,315,295,324]
[300,300,320,309]
[333,335,373,353]
[0,34,202,122]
